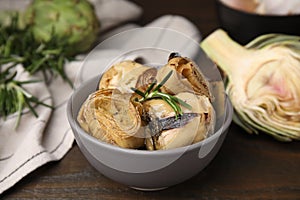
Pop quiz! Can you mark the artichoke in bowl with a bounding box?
[23,0,100,55]
[201,29,300,142]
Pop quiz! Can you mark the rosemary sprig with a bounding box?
[131,71,192,118]
[0,67,53,128]
[0,14,74,127]
[0,14,75,86]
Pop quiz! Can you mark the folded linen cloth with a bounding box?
[0,0,201,195]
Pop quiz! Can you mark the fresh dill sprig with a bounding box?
[131,71,192,118]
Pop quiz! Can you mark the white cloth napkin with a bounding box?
[0,0,201,195]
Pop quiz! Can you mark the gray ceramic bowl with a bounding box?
[67,27,233,190]
[67,75,233,190]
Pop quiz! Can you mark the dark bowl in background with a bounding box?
[216,0,300,44]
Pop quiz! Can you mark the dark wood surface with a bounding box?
[2,0,300,199]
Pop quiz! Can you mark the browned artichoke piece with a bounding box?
[144,92,215,150]
[99,60,157,93]
[164,56,213,101]
[77,89,144,149]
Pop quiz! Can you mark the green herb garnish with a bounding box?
[0,14,74,127]
[0,66,53,128]
[0,14,75,85]
[131,71,192,118]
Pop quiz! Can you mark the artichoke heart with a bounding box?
[201,29,300,141]
[99,60,157,93]
[77,89,144,149]
[144,92,215,150]
[79,53,216,149]
[157,55,213,101]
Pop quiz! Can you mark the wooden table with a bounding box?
[2,0,300,199]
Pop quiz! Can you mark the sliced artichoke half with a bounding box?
[201,29,300,141]
[77,89,145,149]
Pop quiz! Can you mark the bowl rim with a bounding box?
[216,0,300,18]
[67,79,233,156]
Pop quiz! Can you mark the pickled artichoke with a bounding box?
[201,29,300,141]
[23,0,100,55]
[157,55,213,101]
[144,92,215,150]
[78,54,216,150]
[77,89,144,149]
[99,60,157,92]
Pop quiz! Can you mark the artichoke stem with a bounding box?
[200,29,250,77]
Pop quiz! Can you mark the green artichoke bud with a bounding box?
[23,0,100,55]
[201,29,300,142]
